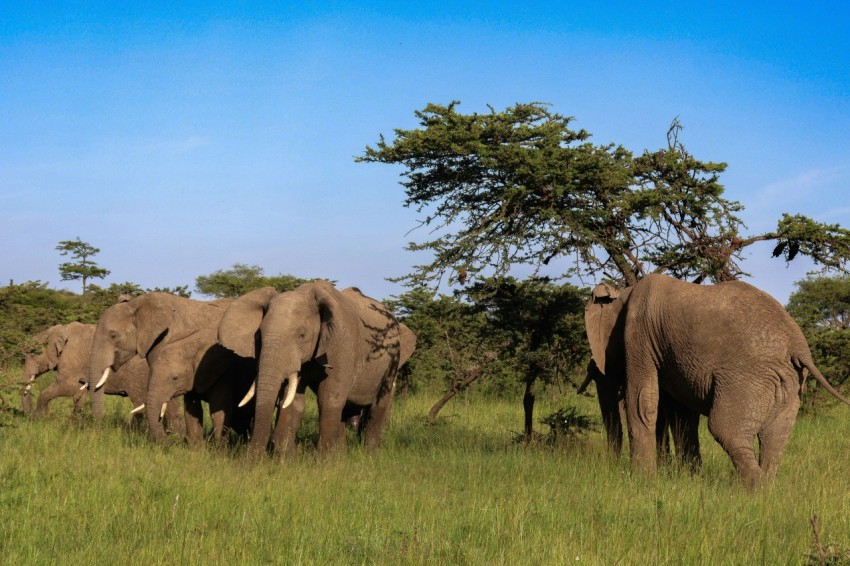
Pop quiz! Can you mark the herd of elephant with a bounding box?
[22,281,416,458]
[21,274,850,485]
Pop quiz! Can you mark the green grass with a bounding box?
[2,374,850,565]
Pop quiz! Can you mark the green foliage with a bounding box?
[360,101,850,288]
[538,405,598,445]
[55,238,110,294]
[387,277,588,399]
[195,264,311,298]
[787,275,850,410]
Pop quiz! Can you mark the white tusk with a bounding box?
[79,383,87,391]
[280,373,299,409]
[238,380,256,408]
[130,404,145,415]
[95,367,111,390]
[160,402,168,421]
[24,384,33,392]
[27,375,36,383]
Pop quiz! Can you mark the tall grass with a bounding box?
[1,374,849,564]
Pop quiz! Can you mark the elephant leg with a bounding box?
[205,379,234,445]
[316,383,346,454]
[623,364,660,475]
[362,382,396,451]
[183,392,205,446]
[706,393,766,486]
[663,394,702,473]
[34,380,78,418]
[757,393,800,480]
[594,373,623,457]
[272,392,306,459]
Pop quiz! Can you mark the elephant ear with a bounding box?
[398,323,417,367]
[311,281,358,364]
[218,286,278,358]
[584,283,627,375]
[132,294,176,358]
[46,325,69,369]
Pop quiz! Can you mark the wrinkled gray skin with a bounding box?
[580,358,701,471]
[87,293,255,444]
[21,322,180,426]
[218,281,416,458]
[586,273,850,485]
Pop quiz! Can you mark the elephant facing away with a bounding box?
[218,281,416,458]
[21,322,178,426]
[580,285,701,471]
[586,273,850,485]
[87,293,255,444]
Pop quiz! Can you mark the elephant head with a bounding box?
[21,326,58,414]
[25,323,95,417]
[218,281,364,456]
[87,294,171,419]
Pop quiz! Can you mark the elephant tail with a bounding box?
[795,355,850,407]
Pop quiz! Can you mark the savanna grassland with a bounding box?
[2,372,850,565]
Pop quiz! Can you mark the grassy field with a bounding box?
[2,372,850,565]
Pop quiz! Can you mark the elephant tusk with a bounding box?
[130,404,145,415]
[95,367,111,390]
[27,375,36,384]
[79,383,87,391]
[280,373,299,410]
[160,402,169,421]
[24,383,33,392]
[238,381,256,408]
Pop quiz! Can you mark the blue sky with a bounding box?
[2,2,848,302]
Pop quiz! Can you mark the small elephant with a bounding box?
[585,273,850,484]
[87,293,255,444]
[21,322,179,425]
[218,281,417,458]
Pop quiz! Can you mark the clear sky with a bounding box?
[2,2,848,302]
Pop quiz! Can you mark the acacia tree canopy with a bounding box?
[359,101,850,288]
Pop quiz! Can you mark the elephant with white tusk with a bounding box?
[87,293,255,445]
[218,281,417,459]
[21,322,181,428]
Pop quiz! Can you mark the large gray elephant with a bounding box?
[218,281,416,458]
[579,285,701,470]
[21,322,178,425]
[87,293,255,444]
[585,272,850,484]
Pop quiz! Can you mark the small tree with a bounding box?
[195,264,311,298]
[56,238,110,294]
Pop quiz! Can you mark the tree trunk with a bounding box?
[427,366,482,423]
[523,378,536,440]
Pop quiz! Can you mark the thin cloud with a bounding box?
[757,166,847,201]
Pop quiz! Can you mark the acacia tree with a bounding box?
[787,275,850,410]
[359,101,850,288]
[56,238,110,294]
[195,264,311,298]
[360,101,850,432]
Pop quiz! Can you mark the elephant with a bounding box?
[87,293,255,445]
[218,281,417,459]
[585,272,850,484]
[21,322,180,426]
[579,358,701,471]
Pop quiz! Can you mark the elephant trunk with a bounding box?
[87,347,116,420]
[248,339,301,458]
[145,389,170,443]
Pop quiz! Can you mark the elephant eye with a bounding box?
[109,330,119,340]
